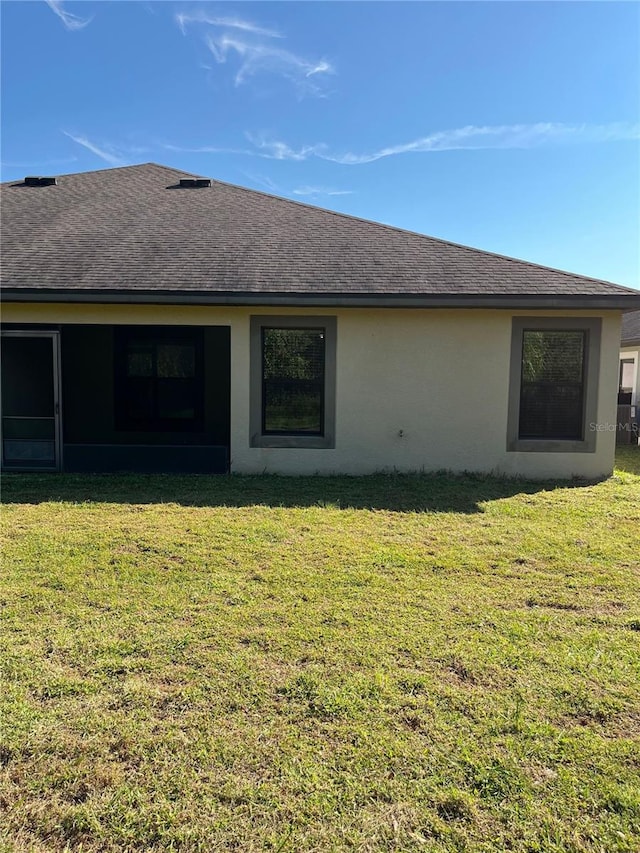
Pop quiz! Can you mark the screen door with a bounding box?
[1,332,61,471]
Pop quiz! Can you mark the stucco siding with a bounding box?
[2,303,621,479]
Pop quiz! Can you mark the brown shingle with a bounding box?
[2,162,639,306]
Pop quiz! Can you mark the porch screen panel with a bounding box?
[115,329,203,431]
[1,336,57,467]
[156,343,197,420]
[2,337,54,416]
[262,328,325,434]
[519,330,586,440]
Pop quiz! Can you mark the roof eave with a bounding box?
[2,288,640,310]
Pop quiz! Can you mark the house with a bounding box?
[619,310,640,405]
[618,309,640,445]
[2,163,639,478]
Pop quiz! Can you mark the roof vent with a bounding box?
[178,178,211,188]
[24,176,57,187]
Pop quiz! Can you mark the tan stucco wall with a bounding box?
[2,302,622,479]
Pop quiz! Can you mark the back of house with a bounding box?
[2,164,639,478]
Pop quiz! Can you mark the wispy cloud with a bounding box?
[244,133,325,162]
[293,186,354,197]
[244,122,640,165]
[242,172,286,195]
[63,132,126,166]
[176,9,333,96]
[242,172,352,200]
[204,34,333,89]
[162,136,313,161]
[68,118,638,180]
[162,142,254,156]
[176,11,282,39]
[320,121,640,164]
[45,0,92,31]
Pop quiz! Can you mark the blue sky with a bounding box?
[2,0,639,287]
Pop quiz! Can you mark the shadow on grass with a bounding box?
[0,470,599,514]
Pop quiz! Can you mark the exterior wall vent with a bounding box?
[178,178,211,188]
[24,176,57,187]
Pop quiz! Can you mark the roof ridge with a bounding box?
[0,161,204,185]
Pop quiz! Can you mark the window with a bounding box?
[507,318,601,453]
[262,328,325,434]
[519,330,586,440]
[115,327,204,431]
[619,358,635,404]
[250,316,336,448]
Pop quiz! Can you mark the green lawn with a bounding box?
[1,450,639,852]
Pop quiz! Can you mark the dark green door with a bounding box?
[1,333,61,470]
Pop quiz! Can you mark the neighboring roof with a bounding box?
[2,162,639,309]
[621,310,640,347]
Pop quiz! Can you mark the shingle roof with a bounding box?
[2,162,639,308]
[622,310,640,345]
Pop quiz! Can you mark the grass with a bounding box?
[1,449,639,852]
